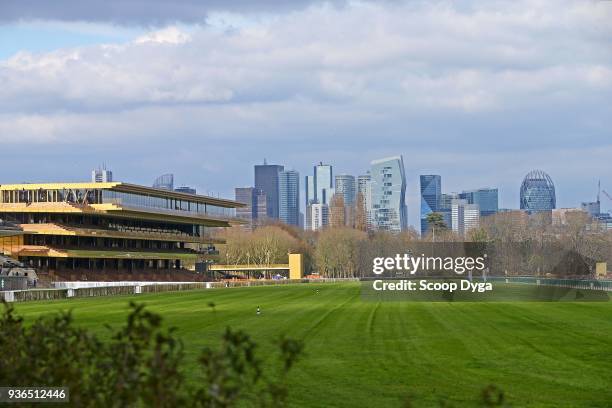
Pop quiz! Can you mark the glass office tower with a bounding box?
[335,174,356,206]
[255,161,284,219]
[370,156,407,232]
[520,170,556,213]
[314,163,334,205]
[279,170,300,226]
[420,175,441,235]
[235,187,266,229]
[439,193,456,229]
[459,188,498,216]
[305,175,316,207]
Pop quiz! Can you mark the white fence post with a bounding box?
[2,291,15,302]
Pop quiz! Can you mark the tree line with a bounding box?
[219,213,612,278]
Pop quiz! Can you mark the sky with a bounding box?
[0,0,611,228]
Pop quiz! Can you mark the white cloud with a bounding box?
[0,1,608,123]
[134,27,192,44]
[0,0,610,223]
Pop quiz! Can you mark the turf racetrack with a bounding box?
[13,282,612,407]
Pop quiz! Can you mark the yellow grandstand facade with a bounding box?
[0,182,244,281]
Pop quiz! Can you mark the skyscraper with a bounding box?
[439,193,456,229]
[459,188,498,216]
[520,170,556,213]
[303,162,333,230]
[255,190,268,222]
[279,170,300,226]
[334,174,356,206]
[370,156,407,232]
[477,188,498,216]
[235,187,267,229]
[92,166,113,183]
[305,175,316,207]
[357,173,373,230]
[451,199,480,236]
[153,174,174,190]
[314,163,334,205]
[420,175,441,236]
[235,187,257,228]
[306,203,329,231]
[255,160,284,219]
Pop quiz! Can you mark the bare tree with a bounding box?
[354,192,368,232]
[220,226,302,266]
[329,194,346,229]
[314,228,367,278]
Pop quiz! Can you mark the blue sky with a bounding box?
[0,22,140,59]
[0,0,611,228]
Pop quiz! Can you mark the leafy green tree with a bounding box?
[426,212,448,231]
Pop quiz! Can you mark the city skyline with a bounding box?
[2,159,610,231]
[0,0,610,228]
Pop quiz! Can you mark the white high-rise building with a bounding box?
[91,166,113,183]
[306,203,329,231]
[451,199,480,236]
[370,156,407,232]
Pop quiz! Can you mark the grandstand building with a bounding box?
[0,182,244,281]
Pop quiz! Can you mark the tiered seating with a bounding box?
[107,223,189,237]
[46,268,208,282]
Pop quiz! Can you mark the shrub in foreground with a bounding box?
[0,302,303,407]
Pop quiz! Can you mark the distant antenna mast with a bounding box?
[597,180,601,203]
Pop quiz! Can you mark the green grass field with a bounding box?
[12,283,612,407]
